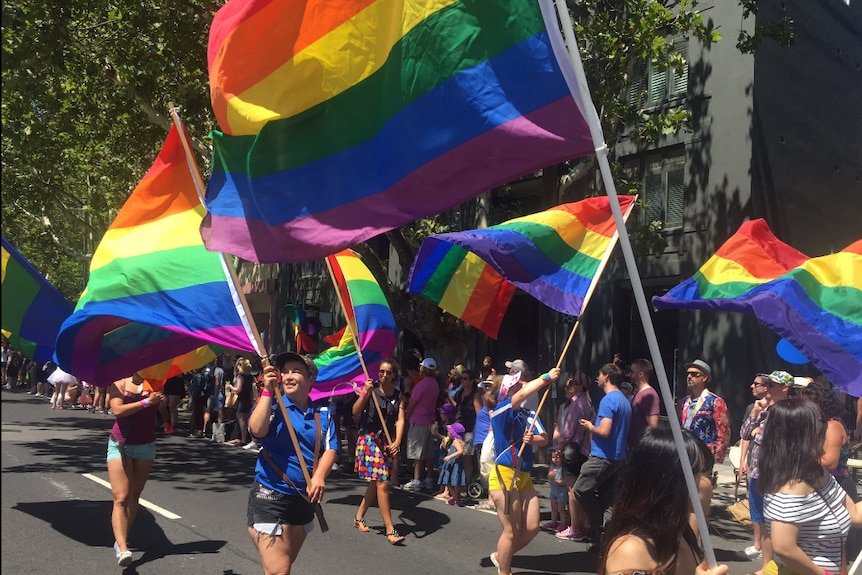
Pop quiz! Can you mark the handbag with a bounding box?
[225,390,239,409]
[727,498,752,525]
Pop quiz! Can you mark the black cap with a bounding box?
[274,352,318,383]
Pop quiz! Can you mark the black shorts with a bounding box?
[247,481,314,528]
[562,444,589,477]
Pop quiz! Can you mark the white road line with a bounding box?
[82,473,182,520]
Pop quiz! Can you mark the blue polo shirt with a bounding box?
[254,395,338,496]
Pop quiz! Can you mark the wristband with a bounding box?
[140,398,149,408]
[260,390,272,398]
[542,373,551,381]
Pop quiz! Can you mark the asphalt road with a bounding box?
[2,389,760,574]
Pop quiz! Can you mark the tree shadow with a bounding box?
[13,500,226,571]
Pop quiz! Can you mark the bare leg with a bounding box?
[248,523,307,575]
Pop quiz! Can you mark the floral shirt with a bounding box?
[681,389,730,463]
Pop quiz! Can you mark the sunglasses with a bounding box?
[686,371,705,378]
[378,369,393,375]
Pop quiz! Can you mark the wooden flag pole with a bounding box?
[324,255,393,445]
[167,103,327,531]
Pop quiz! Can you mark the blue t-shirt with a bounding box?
[254,395,339,496]
[490,397,545,471]
[474,406,491,445]
[590,389,631,461]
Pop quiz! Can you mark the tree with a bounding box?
[2,0,216,301]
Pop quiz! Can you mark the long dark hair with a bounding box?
[598,426,703,575]
[758,398,826,494]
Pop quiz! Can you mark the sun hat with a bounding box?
[420,357,437,370]
[438,403,456,419]
[684,359,712,378]
[447,422,465,441]
[275,352,319,383]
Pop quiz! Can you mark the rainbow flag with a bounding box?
[1,236,73,363]
[54,125,260,386]
[653,219,862,395]
[137,344,222,391]
[201,0,596,263]
[310,249,397,401]
[407,196,636,334]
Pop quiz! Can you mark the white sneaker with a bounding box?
[736,545,762,559]
[403,479,422,491]
[117,550,133,567]
[242,441,259,450]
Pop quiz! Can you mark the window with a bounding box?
[628,39,689,108]
[627,149,685,229]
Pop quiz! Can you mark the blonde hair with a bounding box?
[236,358,252,374]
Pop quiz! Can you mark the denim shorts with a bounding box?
[106,438,156,463]
[247,481,314,535]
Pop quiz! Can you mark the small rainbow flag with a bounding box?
[310,249,397,401]
[653,219,862,394]
[201,0,596,263]
[1,236,73,363]
[407,196,636,335]
[137,344,222,391]
[54,125,260,386]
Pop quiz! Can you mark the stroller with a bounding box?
[467,475,487,499]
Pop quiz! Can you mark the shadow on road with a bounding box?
[14,500,227,571]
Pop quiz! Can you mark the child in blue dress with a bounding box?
[437,422,467,506]
[544,448,568,531]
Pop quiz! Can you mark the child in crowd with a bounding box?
[437,421,467,506]
[545,448,569,531]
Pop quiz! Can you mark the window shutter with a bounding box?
[671,41,689,97]
[644,171,663,224]
[628,61,648,107]
[665,158,685,228]
[648,63,668,105]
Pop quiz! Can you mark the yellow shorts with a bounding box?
[488,465,534,492]
[763,560,798,575]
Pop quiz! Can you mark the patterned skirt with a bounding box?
[355,433,391,482]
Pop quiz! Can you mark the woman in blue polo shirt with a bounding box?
[485,366,561,575]
[246,352,339,575]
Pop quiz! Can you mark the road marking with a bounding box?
[82,473,182,520]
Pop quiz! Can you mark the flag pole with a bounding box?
[503,199,637,510]
[324,255,393,445]
[167,103,327,530]
[544,1,715,565]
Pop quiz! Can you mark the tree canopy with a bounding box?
[2,0,790,368]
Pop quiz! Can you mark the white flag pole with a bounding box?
[541,0,716,566]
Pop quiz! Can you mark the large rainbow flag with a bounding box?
[54,125,260,386]
[201,0,596,263]
[1,236,73,363]
[653,219,862,394]
[407,196,636,336]
[310,249,397,401]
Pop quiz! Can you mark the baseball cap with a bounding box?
[505,359,531,378]
[684,359,712,378]
[766,370,793,386]
[420,357,437,370]
[438,403,456,419]
[275,352,319,383]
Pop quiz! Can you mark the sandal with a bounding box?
[475,501,496,511]
[386,529,405,545]
[353,516,370,532]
